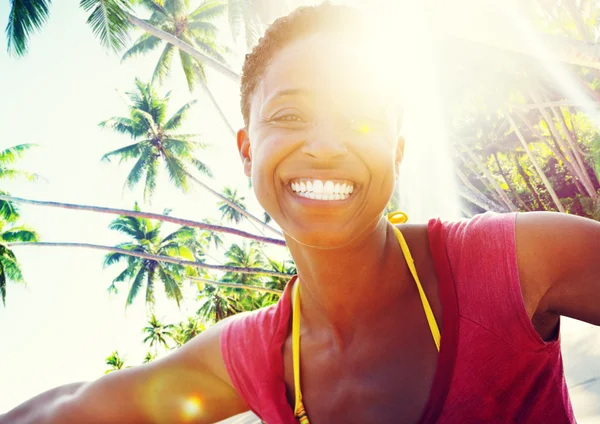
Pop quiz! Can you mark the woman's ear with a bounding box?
[237,128,252,177]
[394,135,405,175]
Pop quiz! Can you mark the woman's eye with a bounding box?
[273,114,305,123]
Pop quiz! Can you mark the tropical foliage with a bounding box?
[101,79,212,202]
[104,350,127,373]
[122,0,228,92]
[103,202,199,307]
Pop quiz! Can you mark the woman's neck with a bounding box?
[286,216,412,346]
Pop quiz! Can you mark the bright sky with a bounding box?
[0,1,599,422]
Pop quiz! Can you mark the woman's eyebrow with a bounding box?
[265,88,313,104]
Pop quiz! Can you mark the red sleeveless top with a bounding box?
[221,213,575,423]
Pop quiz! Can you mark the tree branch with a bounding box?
[189,277,284,295]
[7,242,293,278]
[0,195,286,246]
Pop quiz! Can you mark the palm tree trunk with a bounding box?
[513,153,543,210]
[516,110,587,196]
[189,277,283,295]
[198,79,236,137]
[461,144,518,211]
[549,105,598,200]
[185,173,283,237]
[125,13,240,82]
[455,168,508,212]
[529,89,598,198]
[0,194,286,246]
[456,153,508,207]
[493,152,531,211]
[457,184,508,213]
[7,242,293,278]
[507,115,566,212]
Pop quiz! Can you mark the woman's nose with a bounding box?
[301,122,348,161]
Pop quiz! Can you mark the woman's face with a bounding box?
[238,33,403,248]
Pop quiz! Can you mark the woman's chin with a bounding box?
[282,221,375,250]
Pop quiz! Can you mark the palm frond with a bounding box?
[0,169,40,182]
[121,33,161,61]
[187,21,217,36]
[190,157,213,178]
[1,226,39,242]
[163,100,197,130]
[0,196,20,222]
[80,0,132,52]
[0,265,6,306]
[178,50,200,91]
[162,153,189,191]
[101,141,144,163]
[151,43,175,86]
[143,156,160,203]
[0,144,37,165]
[124,148,152,190]
[126,265,147,306]
[98,116,139,138]
[0,254,24,283]
[189,0,226,21]
[6,0,51,57]
[158,264,183,307]
[133,0,170,20]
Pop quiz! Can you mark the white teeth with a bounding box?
[313,180,324,194]
[290,178,355,201]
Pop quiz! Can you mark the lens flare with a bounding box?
[181,395,203,422]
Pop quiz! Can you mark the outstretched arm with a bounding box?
[1,319,248,424]
[516,212,600,330]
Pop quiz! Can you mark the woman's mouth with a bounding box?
[289,178,355,201]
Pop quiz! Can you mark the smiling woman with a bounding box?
[2,3,600,424]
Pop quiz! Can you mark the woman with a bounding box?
[2,3,599,424]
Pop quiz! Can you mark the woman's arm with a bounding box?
[516,211,600,326]
[1,319,249,424]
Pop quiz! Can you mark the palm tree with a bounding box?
[101,78,212,203]
[6,1,239,80]
[217,186,246,224]
[0,144,41,221]
[222,242,265,286]
[104,350,127,374]
[143,351,156,363]
[122,0,235,135]
[172,316,205,346]
[196,284,240,323]
[143,314,175,351]
[0,144,40,183]
[103,203,197,307]
[0,220,39,306]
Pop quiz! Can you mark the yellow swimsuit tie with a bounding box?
[292,212,441,422]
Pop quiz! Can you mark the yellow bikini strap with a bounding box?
[292,281,307,419]
[388,211,441,352]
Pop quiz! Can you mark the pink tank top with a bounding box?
[221,212,575,423]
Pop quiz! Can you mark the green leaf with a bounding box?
[80,0,132,52]
[6,0,51,57]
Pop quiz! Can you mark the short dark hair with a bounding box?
[240,3,374,126]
